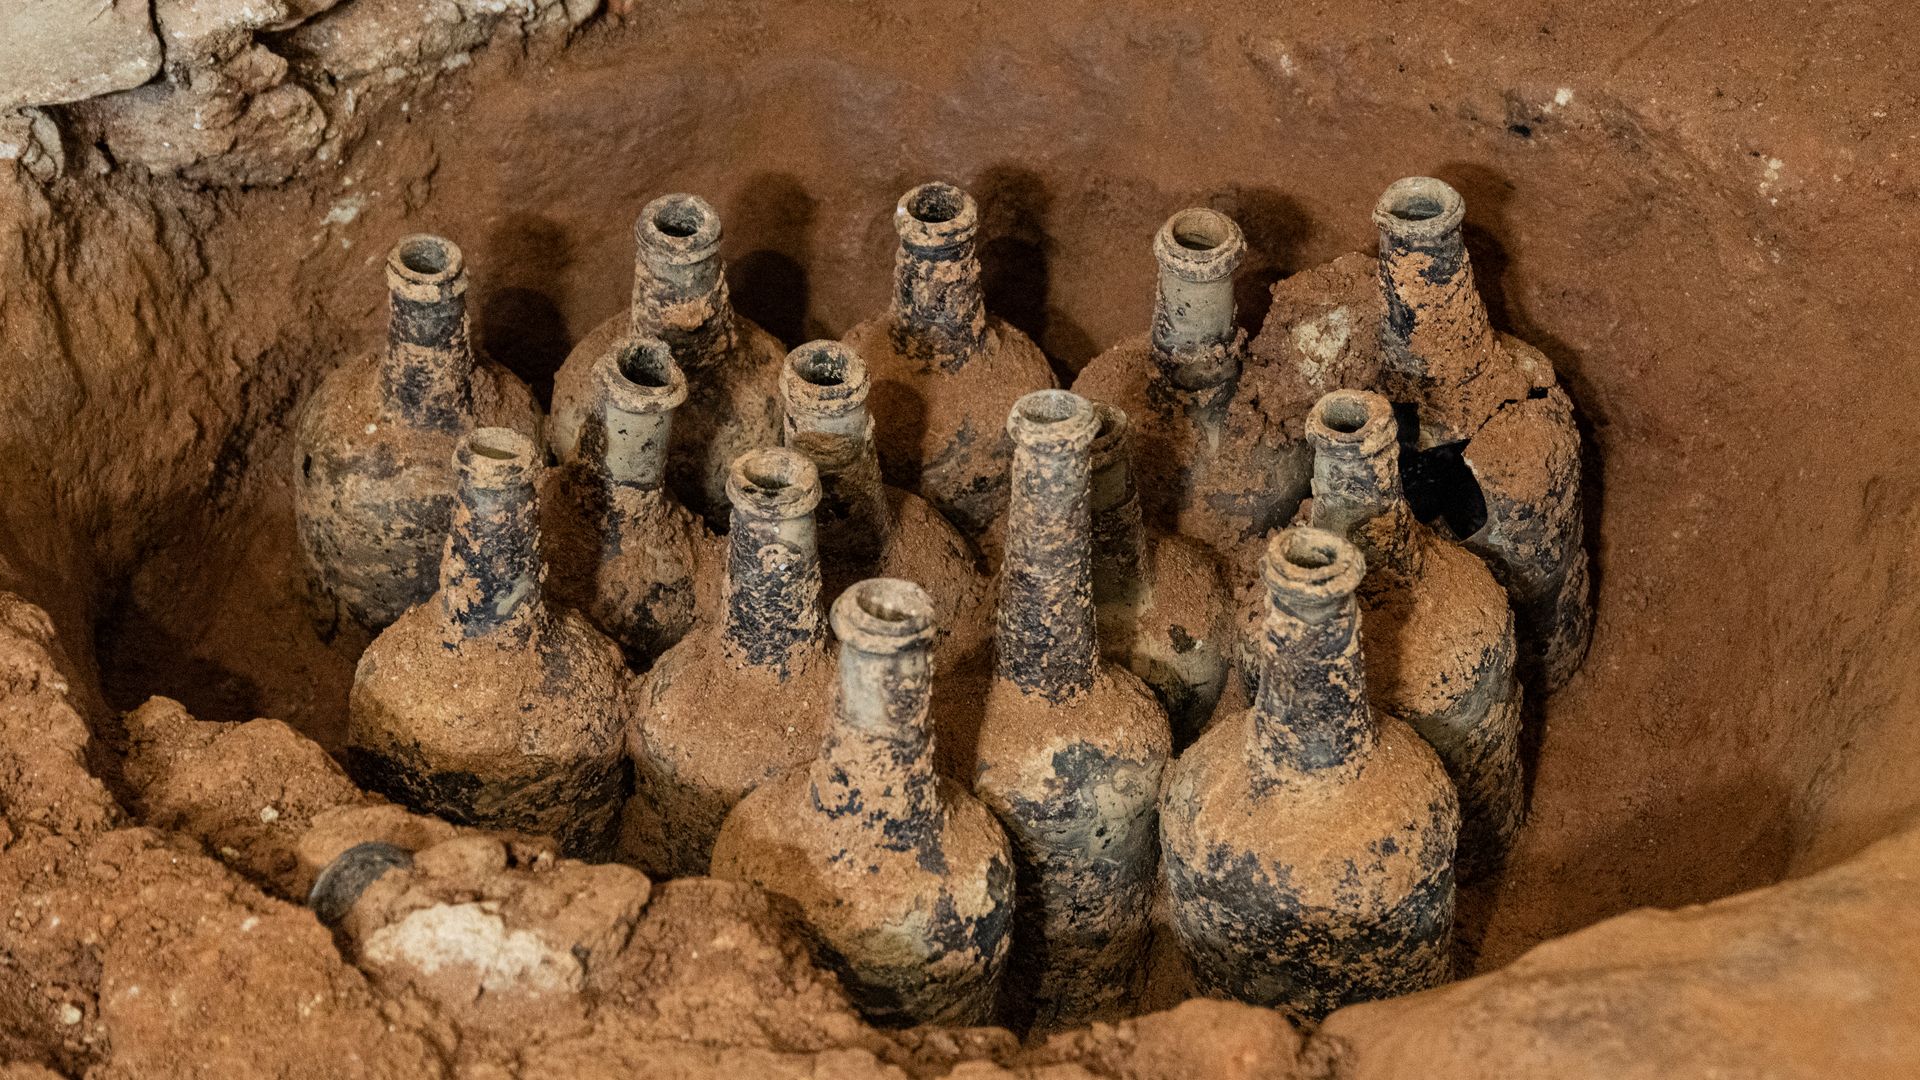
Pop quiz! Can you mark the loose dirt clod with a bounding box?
[346,428,630,859]
[1163,528,1458,1019]
[622,447,835,877]
[713,578,1015,1027]
[968,390,1172,1032]
[542,335,718,666]
[549,193,787,528]
[293,233,546,634]
[845,182,1058,544]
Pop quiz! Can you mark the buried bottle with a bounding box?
[1072,208,1307,574]
[781,340,993,667]
[1301,388,1523,879]
[713,578,1015,1027]
[967,390,1171,1031]
[843,182,1057,543]
[620,447,834,877]
[347,428,628,859]
[294,234,544,631]
[551,193,786,526]
[541,336,717,666]
[1163,527,1458,1018]
[1373,176,1591,691]
[1087,402,1234,746]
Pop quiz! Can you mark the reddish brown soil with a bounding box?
[2,0,1919,1074]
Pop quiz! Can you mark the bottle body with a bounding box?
[846,183,1057,543]
[620,448,832,877]
[713,580,1015,1026]
[968,391,1171,1031]
[294,235,544,631]
[550,194,786,527]
[1164,528,1458,1018]
[1071,209,1307,572]
[346,429,628,860]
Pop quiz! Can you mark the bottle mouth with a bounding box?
[894,181,979,251]
[387,234,466,296]
[831,577,936,652]
[1306,389,1396,454]
[635,192,724,265]
[1153,208,1246,282]
[455,427,540,489]
[1372,176,1467,243]
[600,336,688,413]
[1006,389,1100,452]
[1263,526,1366,606]
[782,341,869,413]
[727,447,822,519]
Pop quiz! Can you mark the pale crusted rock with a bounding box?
[154,0,295,68]
[282,0,599,83]
[0,0,162,111]
[0,110,64,183]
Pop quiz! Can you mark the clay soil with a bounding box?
[5,0,1920,1076]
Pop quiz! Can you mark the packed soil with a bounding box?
[4,0,1920,1074]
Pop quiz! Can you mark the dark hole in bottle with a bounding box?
[1394,403,1489,540]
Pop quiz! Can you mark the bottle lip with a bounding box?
[1306,389,1397,456]
[1006,390,1100,453]
[635,193,724,266]
[1153,208,1246,283]
[1263,526,1366,605]
[894,182,979,251]
[1088,401,1130,467]
[832,577,936,653]
[1372,176,1466,244]
[727,447,822,520]
[599,335,688,414]
[454,427,540,490]
[387,234,467,300]
[782,340,870,416]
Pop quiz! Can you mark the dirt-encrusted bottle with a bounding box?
[1300,388,1522,879]
[295,234,544,631]
[781,340,992,668]
[1071,208,1306,575]
[620,447,834,877]
[347,428,628,859]
[713,578,1015,1027]
[551,194,786,526]
[967,390,1171,1032]
[1087,402,1233,747]
[843,182,1057,543]
[541,336,718,667]
[1163,527,1458,1018]
[1373,176,1591,692]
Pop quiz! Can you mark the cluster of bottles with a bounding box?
[293,177,1590,1029]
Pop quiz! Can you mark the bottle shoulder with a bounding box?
[297,350,542,463]
[975,662,1173,774]
[640,629,833,770]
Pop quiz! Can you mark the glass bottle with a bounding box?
[1071,208,1306,576]
[781,339,992,668]
[1302,388,1523,879]
[551,194,786,527]
[1163,527,1458,1018]
[1087,402,1233,747]
[713,578,1015,1027]
[1373,176,1591,691]
[541,335,718,667]
[620,447,834,877]
[347,428,628,859]
[294,234,544,631]
[968,390,1171,1032]
[843,182,1057,543]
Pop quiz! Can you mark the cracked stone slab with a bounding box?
[0,0,163,111]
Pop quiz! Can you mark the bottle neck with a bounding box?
[890,236,989,373]
[786,404,891,564]
[382,278,474,433]
[441,444,544,643]
[1088,419,1147,605]
[811,637,941,839]
[1250,592,1376,787]
[997,422,1099,701]
[632,248,735,371]
[724,507,825,674]
[1309,443,1418,580]
[1375,183,1499,392]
